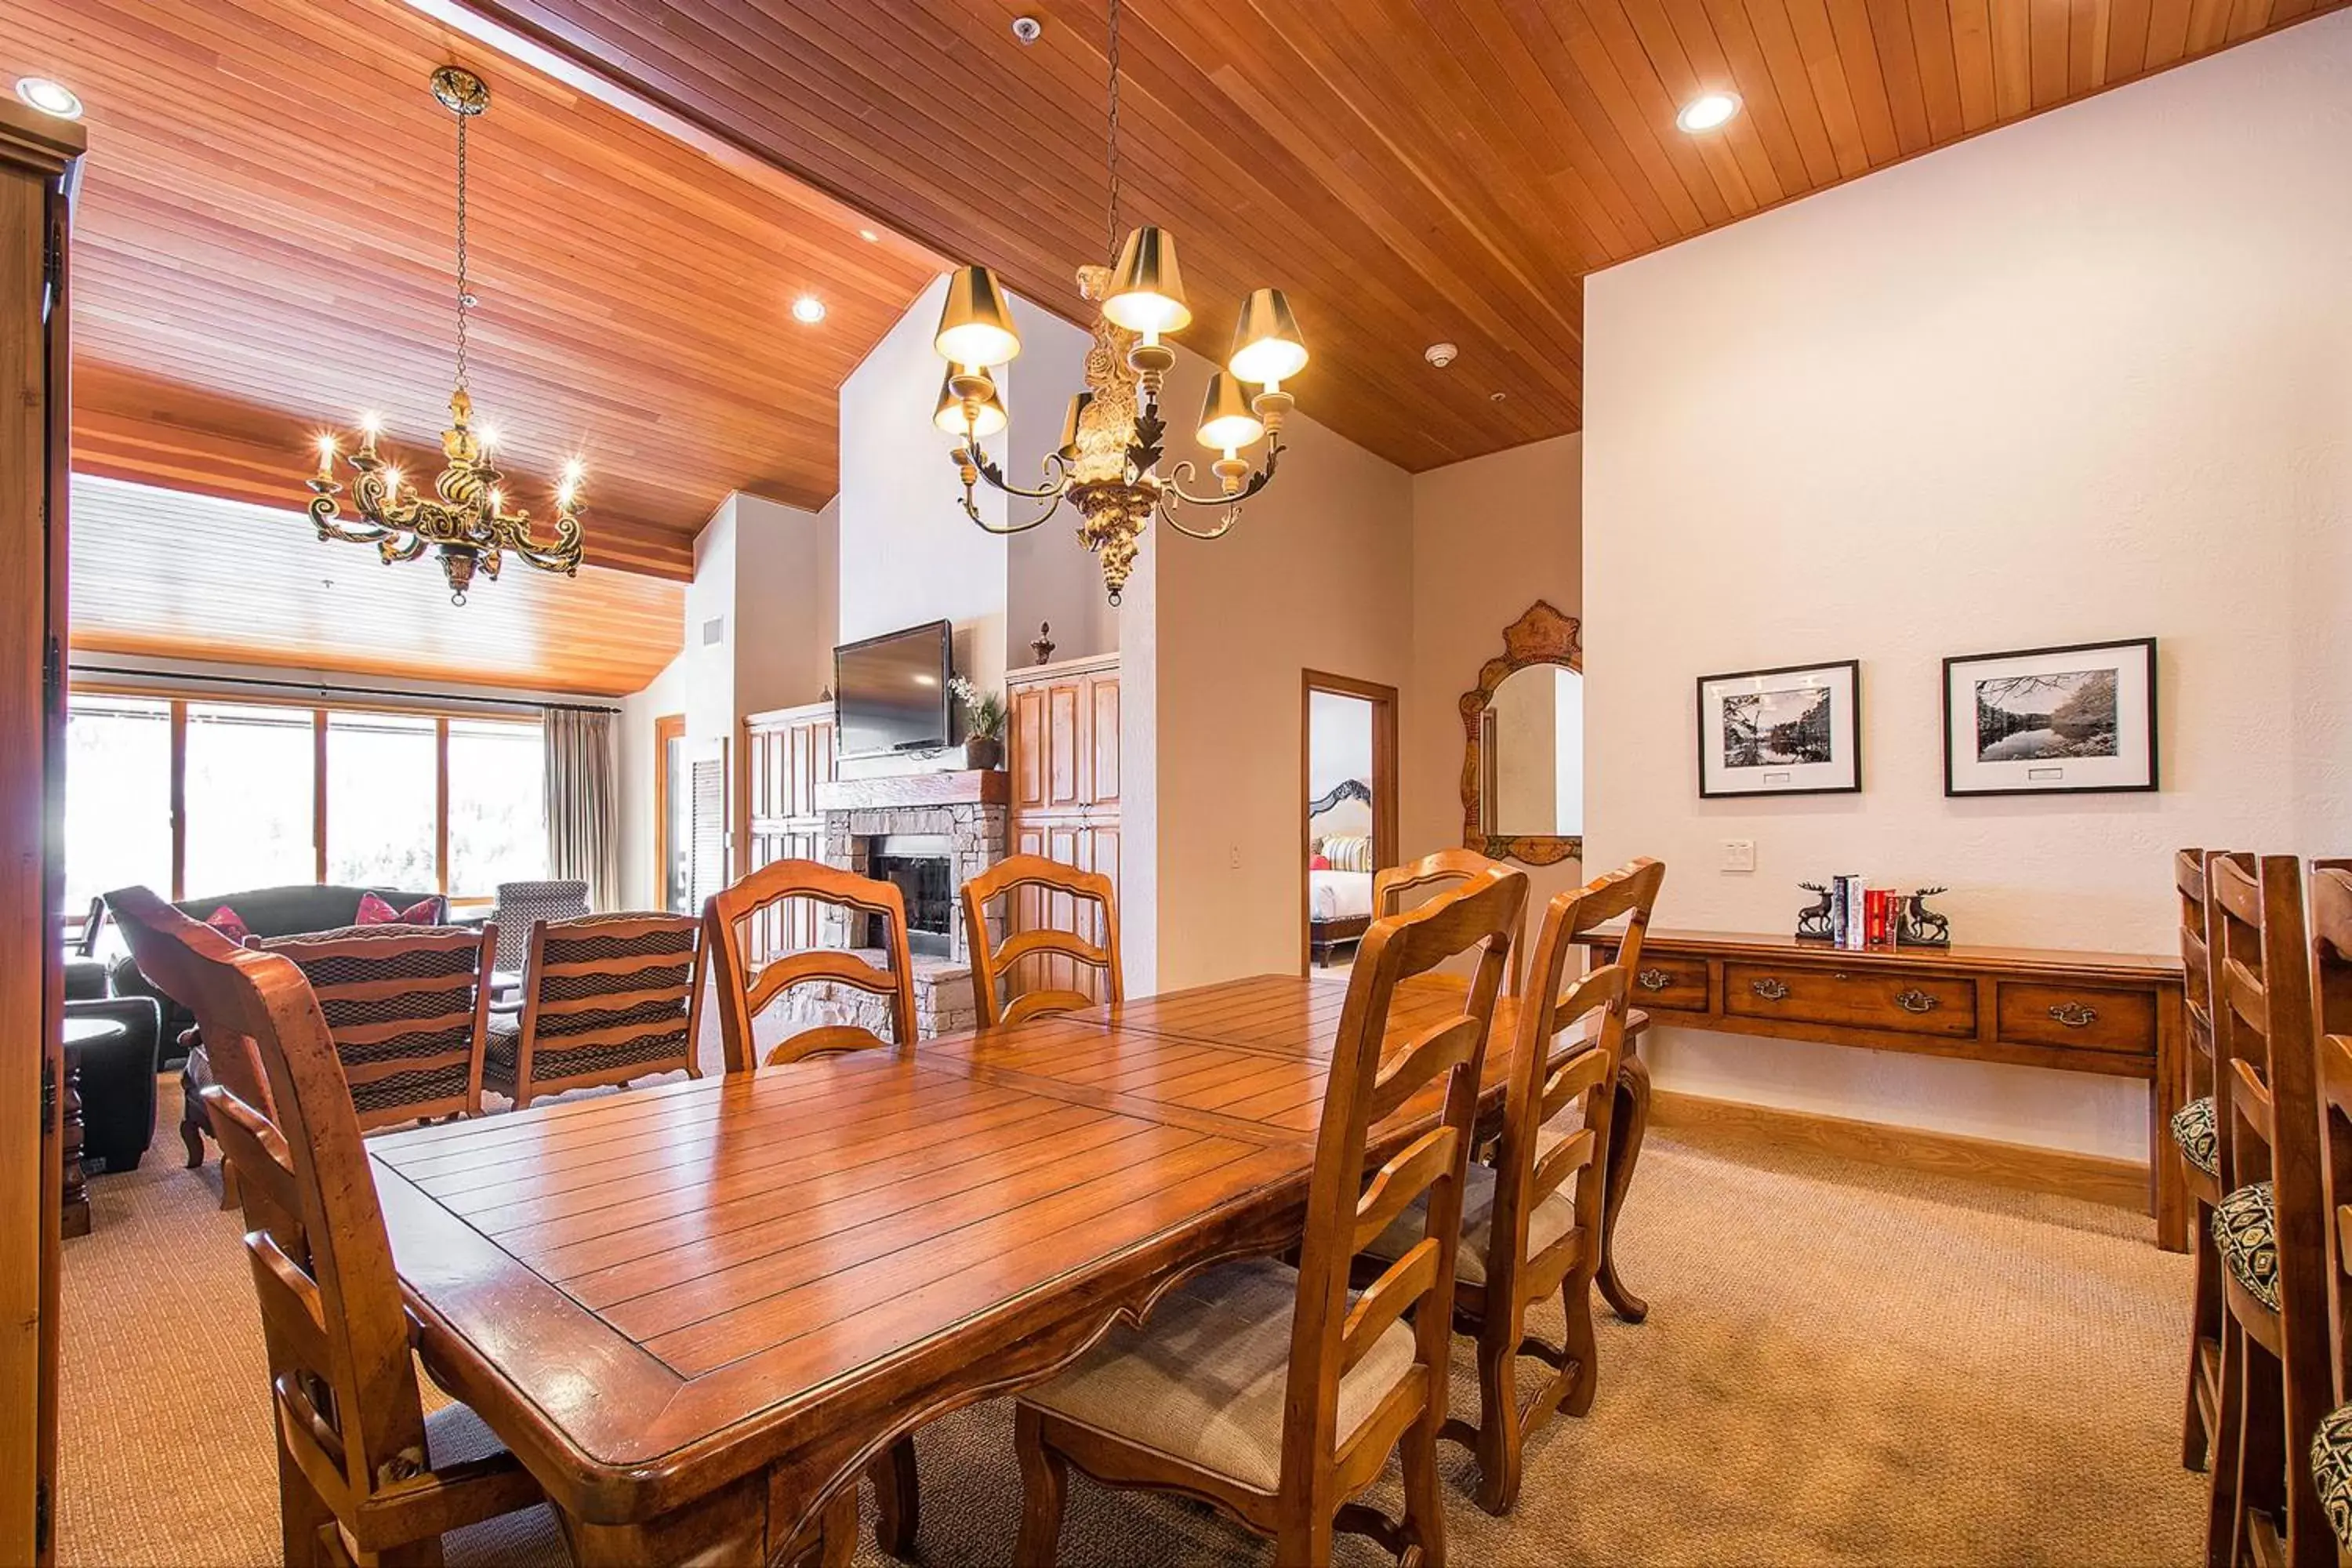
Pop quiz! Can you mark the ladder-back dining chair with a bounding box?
[255,924,499,1132]
[1358,855,1664,1515]
[702,858,918,1072]
[1374,848,1518,994]
[960,854,1123,1026]
[696,857,924,1554]
[2300,861,2352,1556]
[1013,862,1528,1568]
[105,886,564,1567]
[2176,848,2233,1476]
[485,912,703,1109]
[2205,853,2333,1568]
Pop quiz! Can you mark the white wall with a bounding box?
[731,492,836,717]
[683,501,737,750]
[1583,15,2352,1160]
[1406,434,1585,938]
[1149,342,1417,989]
[839,273,1010,697]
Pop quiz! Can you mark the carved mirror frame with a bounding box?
[1460,599,1583,866]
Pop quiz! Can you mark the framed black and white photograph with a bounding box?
[1943,637,2157,797]
[1696,660,1861,798]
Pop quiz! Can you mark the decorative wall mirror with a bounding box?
[1461,600,1583,866]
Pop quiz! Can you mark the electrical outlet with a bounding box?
[1721,838,1757,873]
[1229,844,1243,870]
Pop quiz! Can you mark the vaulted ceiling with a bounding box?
[433,0,2346,474]
[2,0,943,581]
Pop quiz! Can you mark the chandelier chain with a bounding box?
[454,101,470,394]
[1105,0,1121,262]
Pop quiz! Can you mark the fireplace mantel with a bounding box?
[815,769,1009,812]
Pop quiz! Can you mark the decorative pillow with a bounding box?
[205,904,251,945]
[1323,834,1373,873]
[1310,853,1332,872]
[357,892,442,926]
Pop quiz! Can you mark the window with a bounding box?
[184,703,316,898]
[326,712,437,891]
[448,717,546,898]
[62,689,550,907]
[63,695,173,914]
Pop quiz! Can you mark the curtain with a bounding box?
[543,706,620,911]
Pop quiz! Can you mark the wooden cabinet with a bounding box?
[740,702,835,956]
[1593,928,2188,1250]
[2,97,82,1568]
[1006,654,1120,1001]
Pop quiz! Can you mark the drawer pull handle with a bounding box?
[1637,968,1672,993]
[2048,1002,2100,1029]
[1749,978,1790,1001]
[1893,989,1940,1014]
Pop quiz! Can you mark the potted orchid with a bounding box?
[948,675,1007,770]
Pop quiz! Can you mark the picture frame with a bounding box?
[1942,637,2157,797]
[1695,659,1861,798]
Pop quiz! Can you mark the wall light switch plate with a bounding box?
[1721,839,1756,873]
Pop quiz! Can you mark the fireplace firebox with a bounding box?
[865,834,954,957]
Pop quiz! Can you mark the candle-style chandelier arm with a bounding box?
[501,512,586,574]
[1155,441,1283,540]
[951,442,1073,535]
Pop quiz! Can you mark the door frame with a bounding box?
[652,713,684,912]
[1299,670,1398,975]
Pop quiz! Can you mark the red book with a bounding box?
[1864,888,1893,946]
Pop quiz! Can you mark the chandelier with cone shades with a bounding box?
[931,0,1309,605]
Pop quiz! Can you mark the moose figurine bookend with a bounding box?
[1795,883,1951,948]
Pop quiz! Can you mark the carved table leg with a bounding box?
[870,1436,919,1558]
[554,1469,856,1568]
[60,1048,90,1239]
[1597,1046,1650,1323]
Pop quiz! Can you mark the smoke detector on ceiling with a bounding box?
[1425,342,1458,368]
[1011,16,1044,42]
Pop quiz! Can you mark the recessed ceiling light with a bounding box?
[1676,92,1740,133]
[857,227,880,243]
[15,77,82,120]
[792,295,826,324]
[1011,16,1044,43]
[1425,343,1457,368]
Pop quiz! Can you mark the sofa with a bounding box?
[64,993,162,1174]
[107,884,445,1069]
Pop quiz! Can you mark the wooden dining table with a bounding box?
[372,973,1650,1563]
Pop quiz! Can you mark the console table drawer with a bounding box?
[1996,981,2156,1058]
[1723,962,1977,1038]
[1625,954,1708,1011]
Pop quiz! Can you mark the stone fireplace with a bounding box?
[779,769,1011,1038]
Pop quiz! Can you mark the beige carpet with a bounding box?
[59,1079,2202,1566]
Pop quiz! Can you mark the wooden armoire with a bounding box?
[0,94,83,1568]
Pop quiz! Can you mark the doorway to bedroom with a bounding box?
[1301,671,1397,975]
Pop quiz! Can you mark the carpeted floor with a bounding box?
[58,1079,2202,1566]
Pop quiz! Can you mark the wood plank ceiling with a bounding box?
[68,476,684,696]
[0,0,943,580]
[440,0,2347,473]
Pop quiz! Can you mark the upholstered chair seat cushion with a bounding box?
[2214,1181,2278,1312]
[1020,1256,1416,1492]
[1360,1124,1573,1287]
[2310,1403,2352,1552]
[418,1403,569,1568]
[2170,1095,2219,1178]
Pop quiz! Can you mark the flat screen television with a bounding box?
[834,619,953,758]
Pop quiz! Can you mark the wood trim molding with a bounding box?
[1648,1089,2151,1214]
[1300,670,1398,975]
[1459,600,1582,867]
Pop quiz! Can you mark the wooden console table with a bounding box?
[1588,929,2188,1251]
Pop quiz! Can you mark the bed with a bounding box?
[1307,778,1376,967]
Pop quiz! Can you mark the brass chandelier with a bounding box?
[931,0,1310,605]
[306,65,585,605]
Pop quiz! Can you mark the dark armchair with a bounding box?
[62,993,161,1174]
